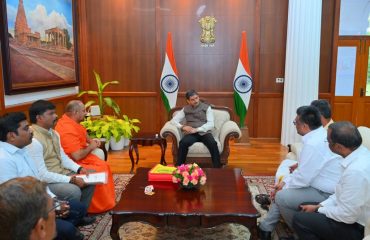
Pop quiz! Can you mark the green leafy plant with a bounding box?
[81,115,140,142]
[78,70,121,116]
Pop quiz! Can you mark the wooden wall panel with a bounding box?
[73,0,335,139]
[113,96,159,132]
[332,102,353,122]
[158,0,255,92]
[319,0,336,94]
[256,97,283,138]
[83,0,156,92]
[357,102,370,127]
[258,0,288,93]
[2,95,76,120]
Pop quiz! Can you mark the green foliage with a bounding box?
[81,115,140,142]
[78,70,121,116]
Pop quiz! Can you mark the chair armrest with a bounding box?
[219,121,241,148]
[91,148,105,161]
[160,122,182,146]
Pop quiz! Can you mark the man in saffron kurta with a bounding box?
[55,100,115,213]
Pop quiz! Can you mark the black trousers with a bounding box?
[176,132,221,168]
[293,211,364,240]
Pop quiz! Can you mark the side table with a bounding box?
[128,133,167,173]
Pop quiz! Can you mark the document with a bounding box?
[77,172,107,185]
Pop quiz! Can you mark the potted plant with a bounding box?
[78,70,141,150]
[81,115,140,151]
[78,70,121,116]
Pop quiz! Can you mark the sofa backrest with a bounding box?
[170,105,232,140]
[358,126,370,150]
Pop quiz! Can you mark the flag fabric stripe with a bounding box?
[160,32,179,112]
[233,31,253,128]
[166,33,178,75]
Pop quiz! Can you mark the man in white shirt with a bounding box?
[293,121,368,240]
[170,89,220,167]
[27,100,95,209]
[275,99,335,183]
[259,106,342,240]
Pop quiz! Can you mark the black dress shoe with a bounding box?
[258,227,272,240]
[77,216,96,226]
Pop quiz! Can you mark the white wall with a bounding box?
[4,86,79,106]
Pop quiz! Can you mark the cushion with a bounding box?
[188,139,222,155]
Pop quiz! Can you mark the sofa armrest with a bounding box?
[160,122,182,146]
[219,121,241,148]
[286,142,303,161]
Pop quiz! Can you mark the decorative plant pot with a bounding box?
[179,183,200,190]
[124,137,130,147]
[110,137,124,151]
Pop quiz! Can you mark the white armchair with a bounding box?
[160,106,241,167]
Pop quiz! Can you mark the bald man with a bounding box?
[55,100,115,213]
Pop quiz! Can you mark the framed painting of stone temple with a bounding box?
[0,0,78,94]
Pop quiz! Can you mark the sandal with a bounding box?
[255,194,271,205]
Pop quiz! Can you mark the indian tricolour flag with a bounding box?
[160,32,179,112]
[233,31,253,128]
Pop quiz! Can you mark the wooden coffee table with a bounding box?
[110,167,260,240]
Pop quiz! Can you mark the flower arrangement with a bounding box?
[172,163,207,188]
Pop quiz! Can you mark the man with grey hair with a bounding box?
[170,89,221,167]
[293,121,369,240]
[0,176,56,240]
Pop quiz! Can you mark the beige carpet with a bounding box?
[80,174,277,240]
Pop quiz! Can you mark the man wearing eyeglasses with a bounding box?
[0,112,86,240]
[258,106,342,240]
[0,177,56,240]
[292,121,368,240]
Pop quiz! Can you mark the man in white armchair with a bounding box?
[170,89,221,168]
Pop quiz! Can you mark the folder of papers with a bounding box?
[77,172,107,185]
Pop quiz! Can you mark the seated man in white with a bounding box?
[258,106,342,240]
[293,121,369,240]
[170,89,221,168]
[275,99,334,183]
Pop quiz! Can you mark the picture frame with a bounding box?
[0,0,79,95]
